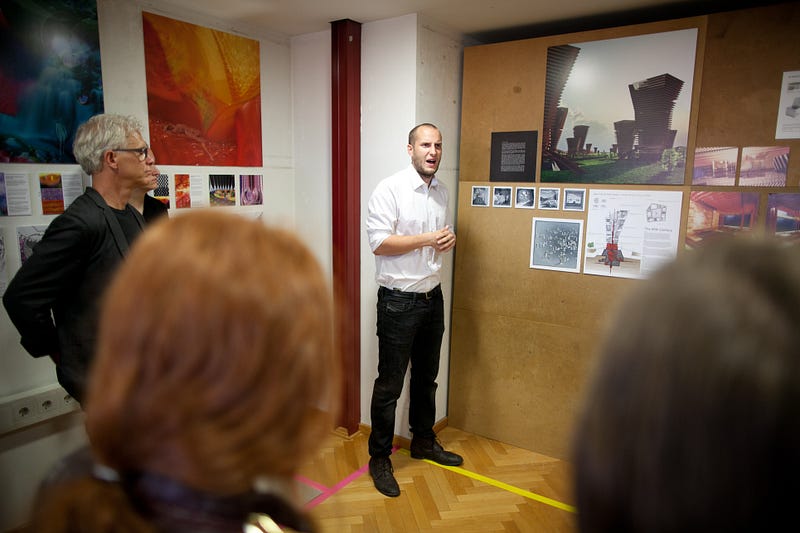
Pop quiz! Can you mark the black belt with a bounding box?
[380,285,441,301]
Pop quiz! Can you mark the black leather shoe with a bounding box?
[410,436,464,466]
[369,456,400,497]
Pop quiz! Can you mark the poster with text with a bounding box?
[584,189,683,279]
[775,70,800,139]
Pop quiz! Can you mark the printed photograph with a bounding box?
[209,174,236,206]
[766,193,800,242]
[240,175,263,206]
[471,185,489,207]
[541,29,697,185]
[539,187,560,210]
[515,187,536,208]
[492,186,512,207]
[530,217,584,273]
[692,147,738,186]
[563,188,586,211]
[738,146,789,187]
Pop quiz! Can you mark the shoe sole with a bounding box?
[409,452,463,466]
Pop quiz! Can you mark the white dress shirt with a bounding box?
[366,164,451,293]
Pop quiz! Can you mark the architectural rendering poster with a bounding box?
[738,146,789,187]
[692,147,739,186]
[490,131,538,182]
[585,189,683,279]
[685,191,758,249]
[0,0,104,163]
[766,193,800,241]
[530,217,583,273]
[142,12,262,166]
[541,29,697,184]
[775,70,800,139]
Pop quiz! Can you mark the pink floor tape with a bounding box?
[298,446,399,508]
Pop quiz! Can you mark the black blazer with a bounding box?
[3,187,144,402]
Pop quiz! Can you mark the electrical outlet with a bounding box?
[0,384,80,435]
[11,397,41,426]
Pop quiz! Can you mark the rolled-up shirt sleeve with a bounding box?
[366,181,396,253]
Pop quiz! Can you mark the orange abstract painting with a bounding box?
[142,12,262,166]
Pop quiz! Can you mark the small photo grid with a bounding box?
[538,187,560,210]
[563,188,586,211]
[515,187,535,208]
[492,186,512,207]
[471,185,489,207]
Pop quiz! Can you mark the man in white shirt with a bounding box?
[365,123,462,498]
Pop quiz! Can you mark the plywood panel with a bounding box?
[449,2,800,460]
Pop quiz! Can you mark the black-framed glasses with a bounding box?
[114,146,150,161]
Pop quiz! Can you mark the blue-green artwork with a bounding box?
[0,0,104,163]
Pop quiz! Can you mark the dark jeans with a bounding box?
[368,285,445,457]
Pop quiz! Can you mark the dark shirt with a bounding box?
[142,193,169,224]
[3,188,144,401]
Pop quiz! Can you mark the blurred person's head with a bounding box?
[89,210,339,491]
[34,210,340,531]
[573,237,800,532]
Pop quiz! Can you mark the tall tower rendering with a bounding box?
[628,73,684,162]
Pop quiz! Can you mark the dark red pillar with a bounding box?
[331,19,361,434]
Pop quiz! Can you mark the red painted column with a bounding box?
[331,19,361,434]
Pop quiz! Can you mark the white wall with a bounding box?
[359,13,464,437]
[360,14,420,436]
[0,5,463,529]
[0,0,294,529]
[291,30,333,275]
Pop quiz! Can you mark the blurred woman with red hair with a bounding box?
[32,210,340,532]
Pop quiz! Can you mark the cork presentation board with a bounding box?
[449,2,800,459]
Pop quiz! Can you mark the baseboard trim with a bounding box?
[350,417,450,449]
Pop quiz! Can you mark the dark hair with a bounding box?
[573,237,800,532]
[31,211,340,531]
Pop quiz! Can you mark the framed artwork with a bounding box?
[492,186,512,207]
[563,188,586,211]
[539,187,560,210]
[530,217,584,273]
[686,191,759,249]
[471,185,489,207]
[515,187,536,208]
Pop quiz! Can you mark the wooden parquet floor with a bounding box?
[296,427,577,532]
